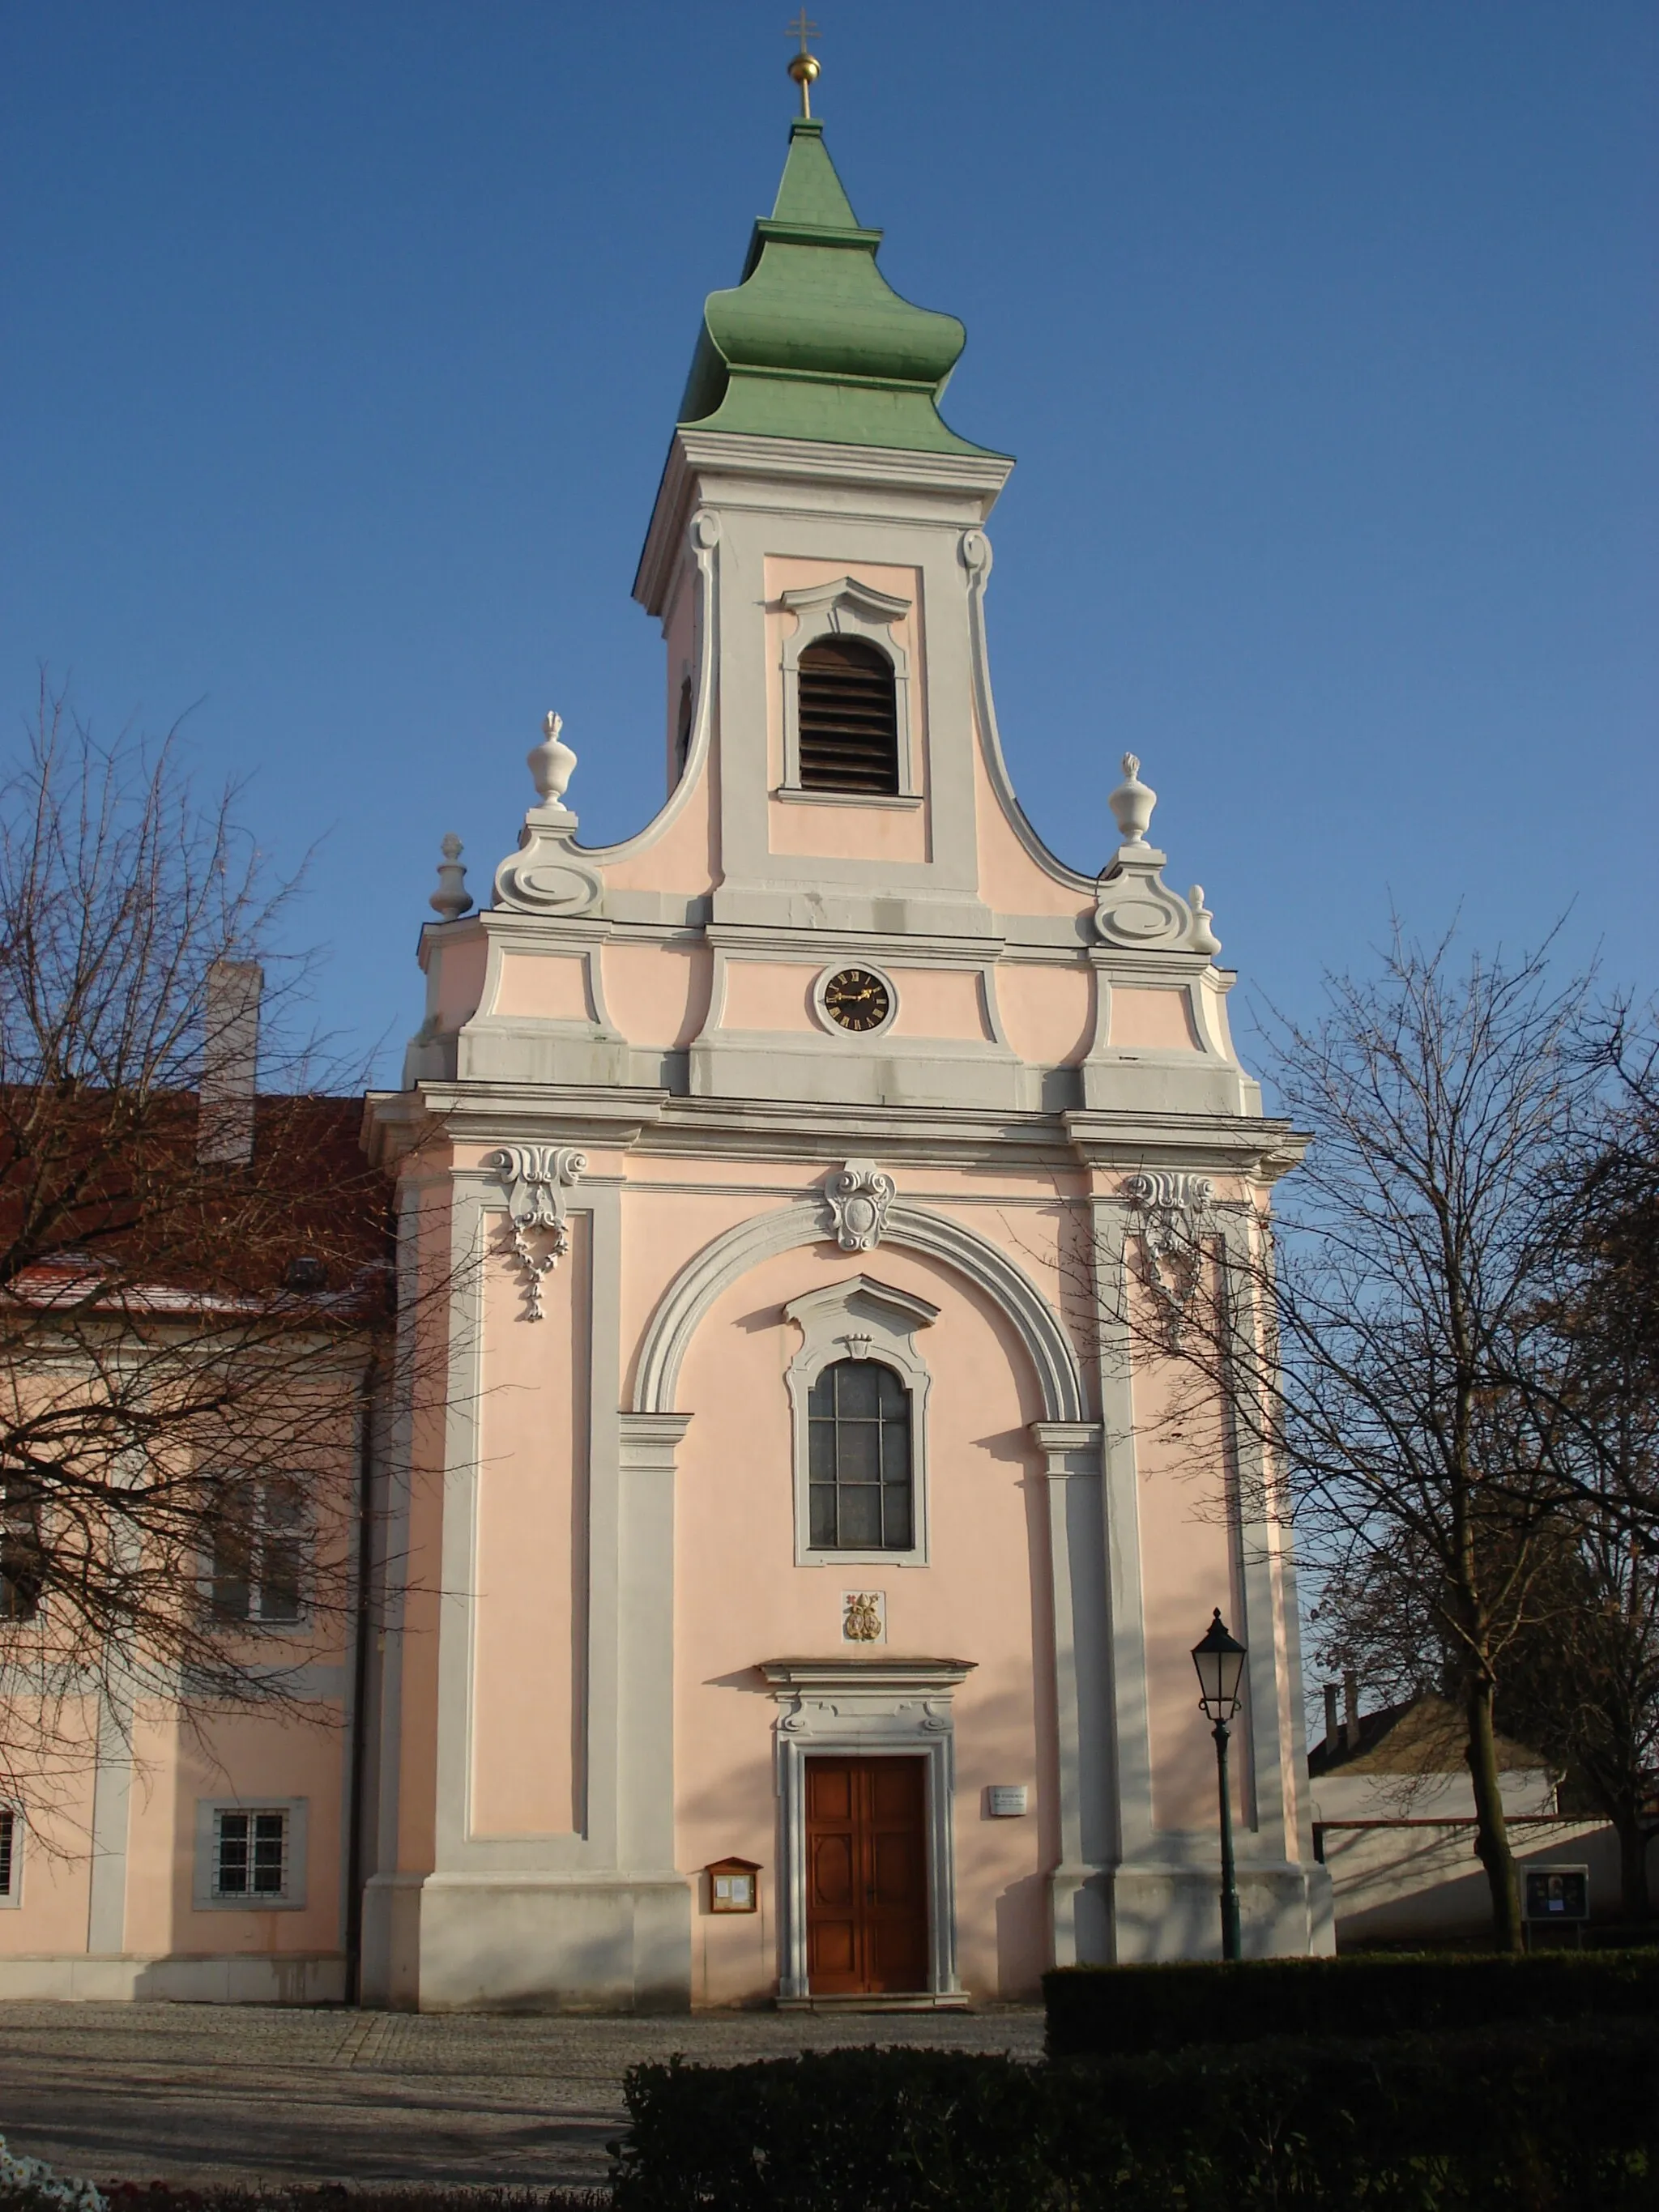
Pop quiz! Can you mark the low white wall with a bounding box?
[1320,1818,1640,1943]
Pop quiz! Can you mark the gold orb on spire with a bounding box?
[785,8,821,117]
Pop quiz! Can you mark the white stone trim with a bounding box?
[959,528,1098,895]
[1028,1421,1109,1967]
[631,1197,1086,1425]
[783,1276,939,1567]
[579,508,721,871]
[761,1656,973,1999]
[778,577,916,799]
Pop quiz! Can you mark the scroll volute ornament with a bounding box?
[493,712,604,917]
[490,1144,587,1319]
[1123,1170,1215,1345]
[1094,754,1222,957]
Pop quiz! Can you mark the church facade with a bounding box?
[357,113,1330,2010]
[0,109,1331,2009]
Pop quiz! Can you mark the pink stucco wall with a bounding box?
[471,1217,589,1837]
[669,1233,1056,2002]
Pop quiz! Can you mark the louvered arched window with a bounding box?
[796,637,900,795]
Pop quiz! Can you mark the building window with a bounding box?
[785,1276,936,1568]
[808,1360,914,1552]
[211,1807,289,1899]
[796,637,900,795]
[194,1796,308,1910]
[0,1485,43,1623]
[0,1808,16,1902]
[207,1478,305,1624]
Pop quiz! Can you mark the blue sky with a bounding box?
[4,2,1654,1083]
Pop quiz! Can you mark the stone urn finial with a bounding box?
[527,710,577,811]
[1109,752,1157,849]
[429,832,472,921]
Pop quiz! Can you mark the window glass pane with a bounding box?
[875,1366,907,1417]
[262,1482,304,1534]
[836,1420,880,1487]
[835,1362,879,1418]
[0,1487,43,1622]
[211,1532,252,1622]
[807,1358,917,1553]
[0,1809,13,1897]
[258,1538,302,1623]
[838,1485,881,1549]
[881,1486,913,1550]
[0,1545,41,1622]
[215,1812,249,1894]
[880,1415,909,1485]
[808,1417,836,1481]
[251,1812,286,1894]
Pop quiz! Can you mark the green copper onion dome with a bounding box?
[677,118,1002,458]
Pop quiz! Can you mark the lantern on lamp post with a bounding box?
[1191,1608,1247,1963]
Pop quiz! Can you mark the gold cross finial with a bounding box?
[786,9,821,117]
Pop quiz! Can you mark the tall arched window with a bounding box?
[796,637,900,795]
[807,1359,913,1551]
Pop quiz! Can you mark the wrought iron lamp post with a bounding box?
[1192,1608,1247,1962]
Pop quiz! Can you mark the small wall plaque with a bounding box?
[841,1590,886,1644]
[987,1785,1029,1818]
[1523,1865,1589,1922]
[706,1856,761,1913]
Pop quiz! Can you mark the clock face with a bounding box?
[822,967,892,1034]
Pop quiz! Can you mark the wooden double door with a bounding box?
[804,1756,929,1995]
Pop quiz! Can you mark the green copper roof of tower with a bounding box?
[676,119,1004,458]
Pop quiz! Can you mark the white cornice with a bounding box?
[757,1657,975,1693]
[634,430,1014,617]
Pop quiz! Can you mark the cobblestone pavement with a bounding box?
[0,2003,1044,2191]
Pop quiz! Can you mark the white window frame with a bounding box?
[783,1276,937,1568]
[193,1796,309,1911]
[200,1475,309,1629]
[0,1804,22,1907]
[777,576,919,801]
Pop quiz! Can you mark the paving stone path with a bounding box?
[0,2002,1045,2191]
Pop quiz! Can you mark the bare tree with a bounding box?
[0,684,420,1824]
[1490,1019,1659,1918]
[1103,927,1603,1951]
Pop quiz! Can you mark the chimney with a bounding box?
[198,961,263,1166]
[1323,1682,1341,1753]
[1343,1669,1362,1752]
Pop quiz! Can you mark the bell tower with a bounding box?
[630,113,1016,943]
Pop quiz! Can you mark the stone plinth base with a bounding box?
[360,1870,693,2013]
[0,1953,345,2003]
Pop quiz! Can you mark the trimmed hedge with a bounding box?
[1044,1946,1659,2056]
[612,2021,1659,2210]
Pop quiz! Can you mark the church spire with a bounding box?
[675,108,1001,458]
